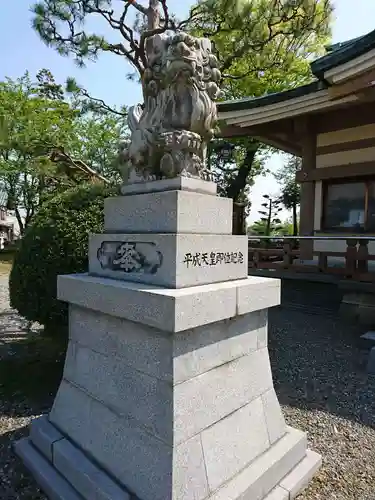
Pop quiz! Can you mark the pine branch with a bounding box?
[66,78,128,117]
[85,2,145,73]
[79,91,127,117]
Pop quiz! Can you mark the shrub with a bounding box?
[9,182,117,331]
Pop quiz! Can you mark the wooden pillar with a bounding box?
[299,120,317,260]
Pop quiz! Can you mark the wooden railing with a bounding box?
[248,236,375,282]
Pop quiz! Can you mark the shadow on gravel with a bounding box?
[0,425,46,500]
[0,334,65,417]
[269,300,375,429]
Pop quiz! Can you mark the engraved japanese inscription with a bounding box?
[183,251,244,268]
[97,241,163,274]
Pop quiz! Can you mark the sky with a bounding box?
[1,1,375,223]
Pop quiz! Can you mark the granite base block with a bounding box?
[89,232,248,288]
[192,427,309,500]
[57,274,280,333]
[120,176,217,196]
[68,304,267,386]
[16,418,319,500]
[104,189,233,235]
[257,450,322,500]
[16,416,132,500]
[16,269,320,500]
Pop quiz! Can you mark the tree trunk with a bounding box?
[266,200,272,236]
[22,208,35,235]
[148,0,160,29]
[292,202,298,236]
[226,146,258,202]
[15,207,24,236]
[232,202,246,235]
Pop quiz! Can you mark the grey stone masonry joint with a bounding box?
[30,415,65,462]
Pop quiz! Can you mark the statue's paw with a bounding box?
[160,153,176,178]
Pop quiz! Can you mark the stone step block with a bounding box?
[208,427,307,500]
[279,449,322,499]
[104,189,233,234]
[30,414,64,462]
[263,486,289,500]
[14,438,82,500]
[53,438,131,500]
[89,232,248,288]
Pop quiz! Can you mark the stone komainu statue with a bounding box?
[120,32,222,184]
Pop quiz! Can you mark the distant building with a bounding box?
[0,191,18,249]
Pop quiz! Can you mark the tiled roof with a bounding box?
[311,29,375,78]
[218,81,326,113]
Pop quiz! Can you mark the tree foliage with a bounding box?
[249,216,294,236]
[57,112,126,185]
[10,183,116,330]
[0,69,126,233]
[0,71,77,233]
[31,0,333,205]
[274,154,301,235]
[32,0,332,85]
[191,0,332,99]
[257,194,283,235]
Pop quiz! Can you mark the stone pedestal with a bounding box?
[15,179,321,500]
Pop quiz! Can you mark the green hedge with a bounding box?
[9,183,116,330]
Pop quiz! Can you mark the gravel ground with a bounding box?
[269,306,375,500]
[0,276,375,499]
[0,276,47,499]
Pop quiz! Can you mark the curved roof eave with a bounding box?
[311,29,375,78]
[218,81,327,114]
